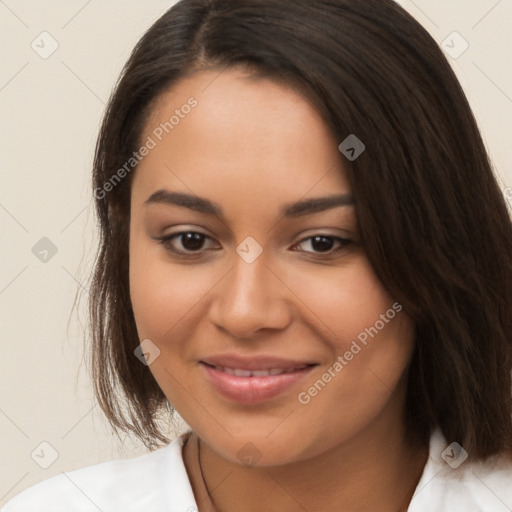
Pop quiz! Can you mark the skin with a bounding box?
[129,68,428,511]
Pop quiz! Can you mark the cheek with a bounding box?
[128,214,217,339]
[299,309,414,433]
[129,248,215,341]
[288,256,399,348]
[307,256,413,376]
[128,237,214,404]
[292,258,414,435]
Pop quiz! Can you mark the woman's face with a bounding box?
[129,68,415,465]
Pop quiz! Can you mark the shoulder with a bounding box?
[1,434,197,512]
[410,429,512,512]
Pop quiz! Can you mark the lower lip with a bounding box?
[199,363,316,404]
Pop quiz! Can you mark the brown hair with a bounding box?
[90,0,512,458]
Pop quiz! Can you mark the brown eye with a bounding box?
[292,235,352,256]
[177,232,207,251]
[158,231,219,255]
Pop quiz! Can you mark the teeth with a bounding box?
[216,365,308,377]
[233,368,252,377]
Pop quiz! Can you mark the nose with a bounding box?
[208,252,293,340]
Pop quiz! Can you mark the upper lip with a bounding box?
[200,354,317,371]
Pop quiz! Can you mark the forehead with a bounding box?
[132,69,350,210]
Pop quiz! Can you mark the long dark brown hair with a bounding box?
[89,0,512,458]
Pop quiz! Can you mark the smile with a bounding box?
[206,364,310,377]
[199,359,317,404]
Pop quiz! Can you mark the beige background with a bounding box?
[1,0,511,505]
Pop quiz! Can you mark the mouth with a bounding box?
[202,363,311,377]
[199,356,318,404]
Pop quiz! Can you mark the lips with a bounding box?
[201,354,315,372]
[210,365,309,377]
[199,354,317,404]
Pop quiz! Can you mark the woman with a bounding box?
[4,0,512,510]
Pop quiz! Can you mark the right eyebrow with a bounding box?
[144,190,226,219]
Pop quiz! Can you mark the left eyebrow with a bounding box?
[281,194,354,217]
[144,189,354,219]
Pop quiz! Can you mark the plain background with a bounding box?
[1,0,511,505]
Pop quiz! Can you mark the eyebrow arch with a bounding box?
[144,190,354,219]
[145,190,223,216]
[282,194,354,217]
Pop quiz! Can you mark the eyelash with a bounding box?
[157,231,353,259]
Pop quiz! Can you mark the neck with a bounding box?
[183,417,428,512]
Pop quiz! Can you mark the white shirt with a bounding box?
[3,429,512,511]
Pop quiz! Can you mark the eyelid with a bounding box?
[290,234,353,256]
[153,228,219,258]
[156,228,353,261]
